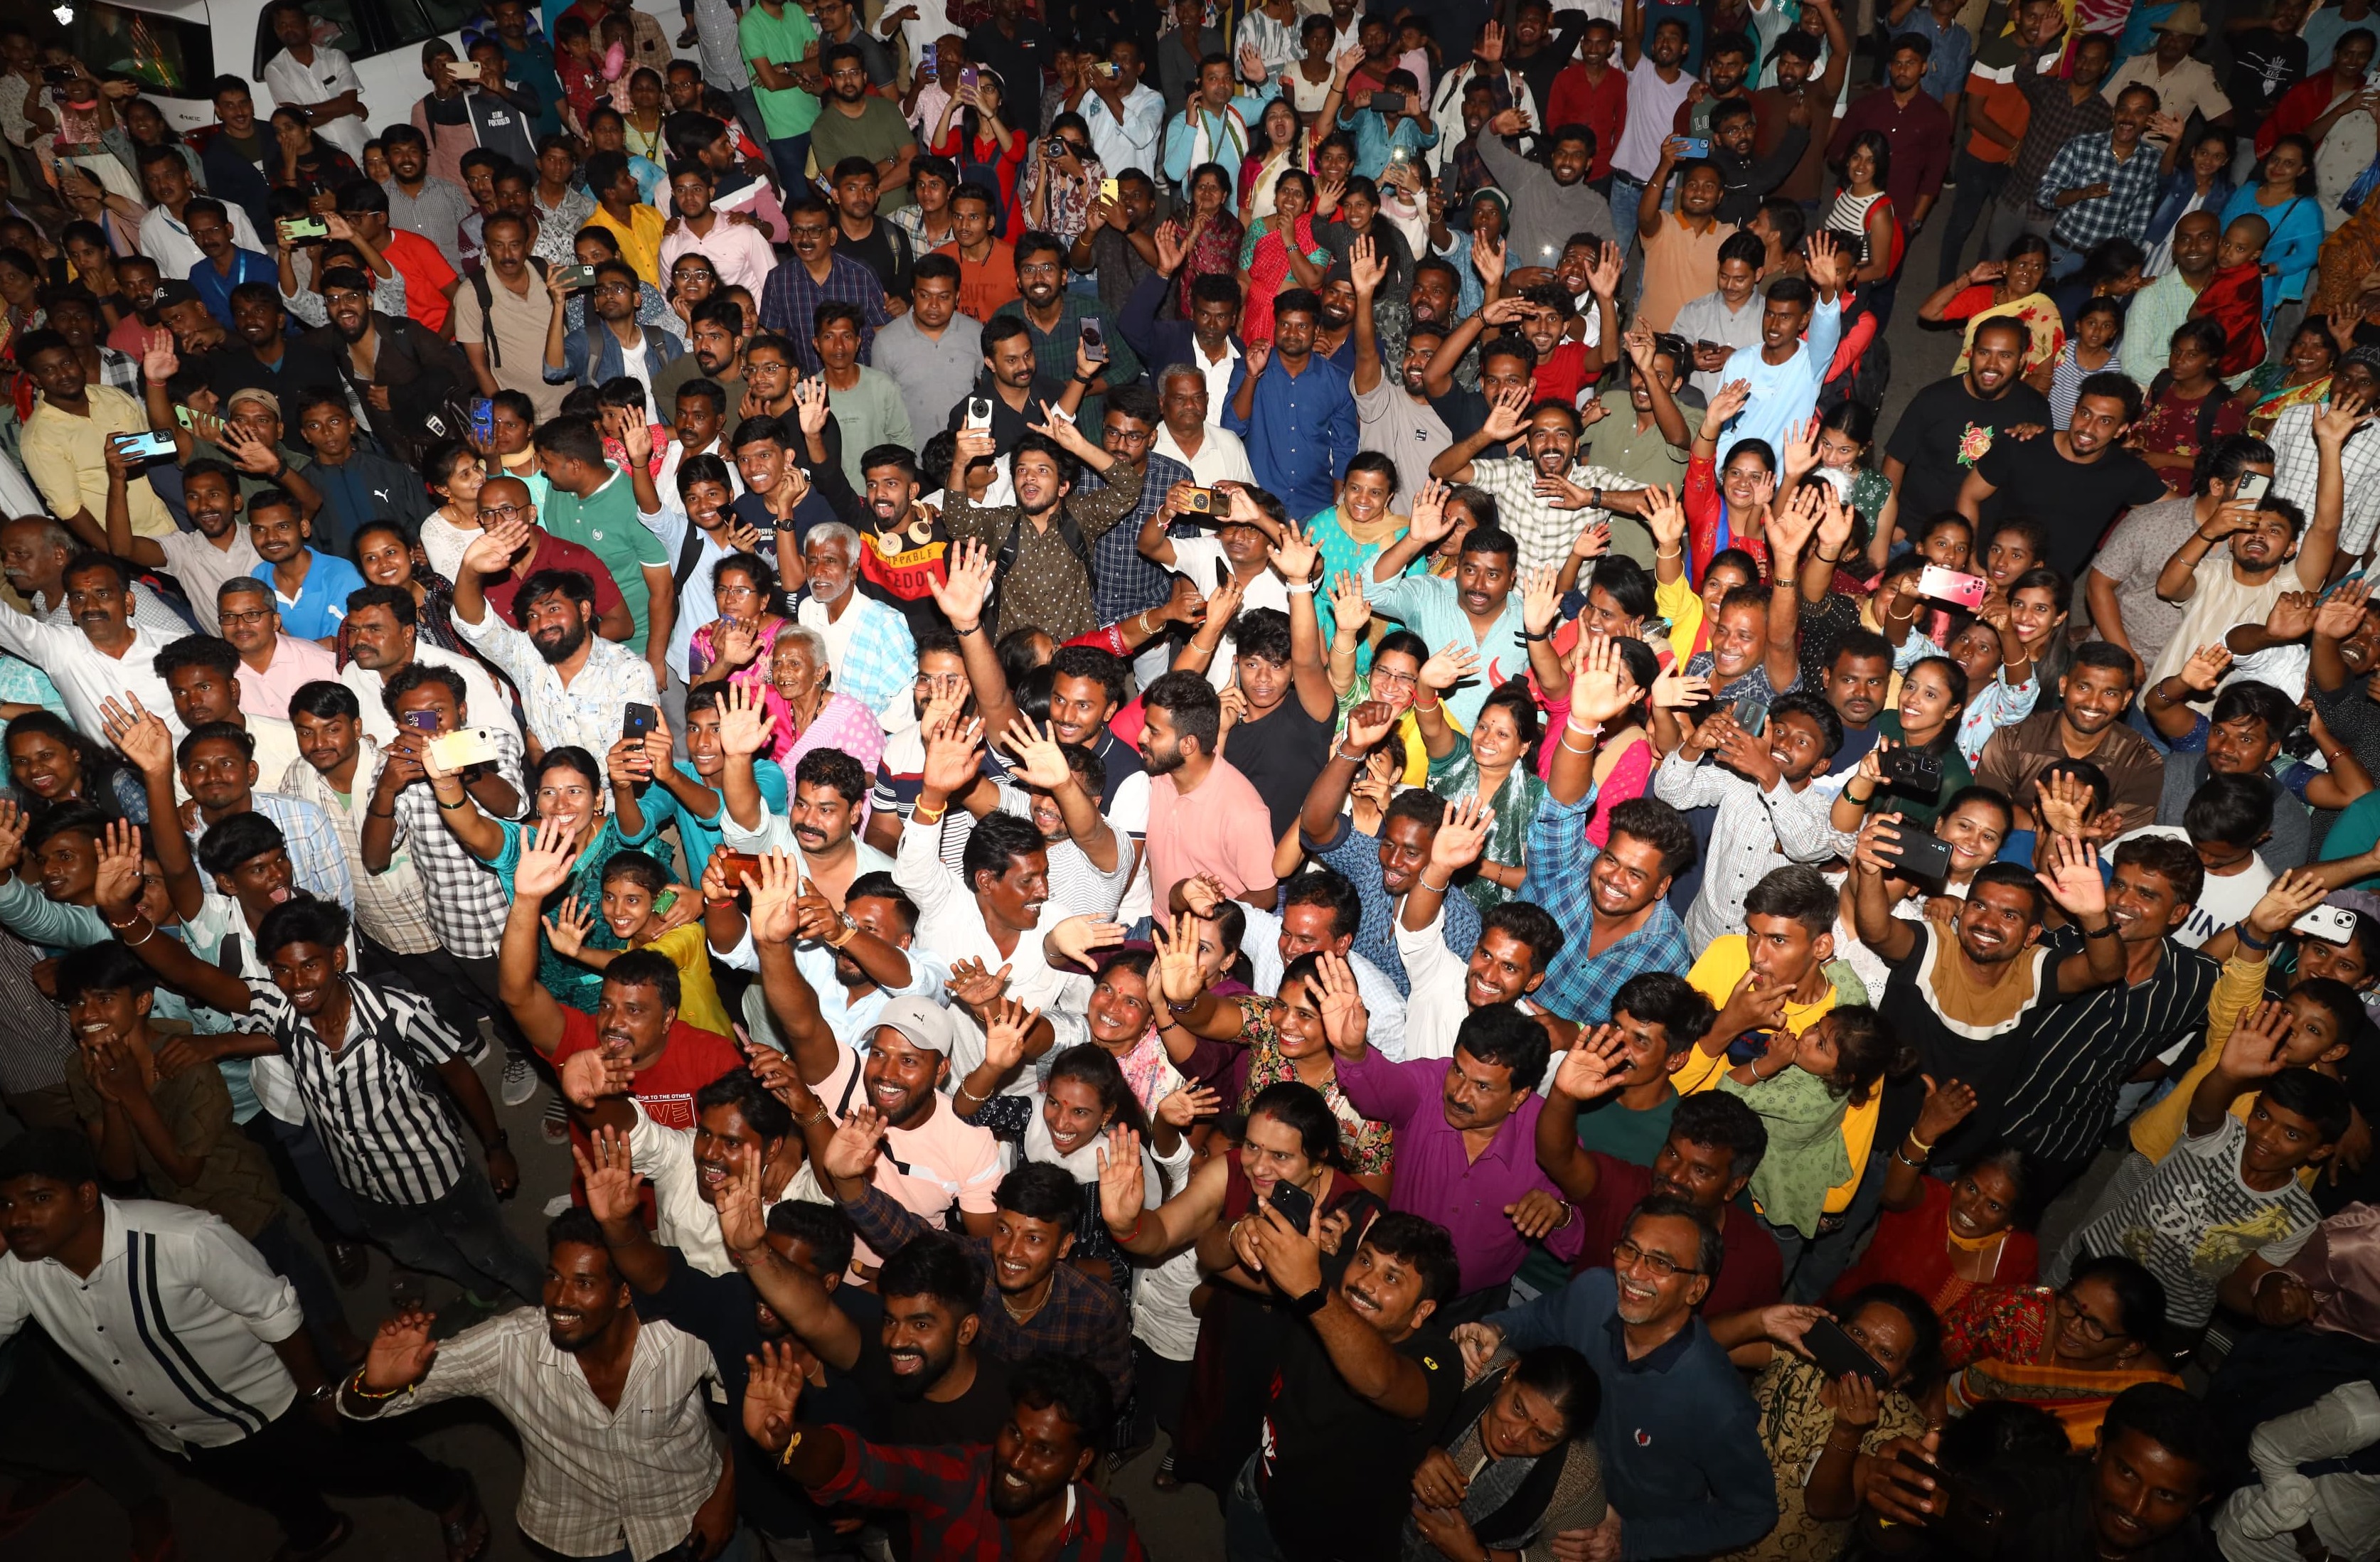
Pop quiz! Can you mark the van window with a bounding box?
[252,0,477,75]
[73,6,217,93]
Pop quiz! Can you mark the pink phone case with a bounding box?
[1919,565,1988,610]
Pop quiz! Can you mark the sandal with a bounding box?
[271,1512,351,1562]
[437,1480,491,1562]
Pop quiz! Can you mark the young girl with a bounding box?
[1832,655,1973,831]
[2136,317,2249,492]
[545,849,733,1035]
[1946,612,2039,764]
[2007,566,2074,712]
[1719,1005,1913,1241]
[2049,297,2124,427]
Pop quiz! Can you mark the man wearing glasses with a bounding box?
[1451,1193,1782,1562]
[218,577,339,722]
[543,257,685,396]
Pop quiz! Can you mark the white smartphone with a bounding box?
[429,726,502,769]
[2236,471,2273,505]
[2294,904,2358,946]
[964,397,993,432]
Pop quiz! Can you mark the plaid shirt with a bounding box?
[1518,791,1695,1026]
[92,346,140,395]
[454,609,660,760]
[387,726,525,960]
[1085,450,1192,624]
[1468,458,1635,575]
[2272,400,2380,555]
[2001,53,2113,219]
[795,590,916,722]
[810,1432,1146,1561]
[2036,132,2163,252]
[277,739,439,956]
[844,1182,1134,1400]
[992,293,1143,425]
[194,792,353,911]
[1306,817,1483,1000]
[757,250,890,374]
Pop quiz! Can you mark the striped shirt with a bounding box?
[250,975,473,1207]
[277,739,439,956]
[1996,929,2218,1165]
[0,1197,301,1452]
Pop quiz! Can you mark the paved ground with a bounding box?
[1,191,2061,1561]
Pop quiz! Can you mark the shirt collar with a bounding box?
[1599,1301,1700,1373]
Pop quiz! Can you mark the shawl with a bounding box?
[2191,261,2270,377]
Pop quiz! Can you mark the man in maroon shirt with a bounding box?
[1749,9,1850,205]
[1535,1048,1786,1314]
[1829,34,1952,237]
[471,474,635,638]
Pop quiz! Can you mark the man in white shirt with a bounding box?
[1152,365,1258,487]
[132,145,269,281]
[262,4,370,161]
[795,523,917,725]
[1082,40,1165,179]
[338,587,521,749]
[0,514,188,636]
[1225,870,1410,1059]
[341,1207,735,1560]
[0,1130,481,1555]
[0,553,186,745]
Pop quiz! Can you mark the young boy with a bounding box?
[2123,773,2277,948]
[2059,1000,2353,1333]
[546,848,733,1037]
[1572,969,1716,1164]
[2192,214,2270,378]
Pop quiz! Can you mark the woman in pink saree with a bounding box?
[687,551,791,715]
[765,624,884,780]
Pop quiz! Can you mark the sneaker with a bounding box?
[501,1052,537,1107]
[541,1094,570,1144]
[543,1193,574,1217]
[676,23,698,46]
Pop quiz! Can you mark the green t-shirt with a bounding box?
[809,97,917,212]
[740,1,821,139]
[536,466,669,653]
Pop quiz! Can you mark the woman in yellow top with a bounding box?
[546,848,735,1036]
[1325,572,1439,786]
[1919,237,2066,390]
[1645,478,1761,668]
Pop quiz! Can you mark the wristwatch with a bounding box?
[1289,1285,1328,1317]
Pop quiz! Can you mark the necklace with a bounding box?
[1001,1278,1052,1324]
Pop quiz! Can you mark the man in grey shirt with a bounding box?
[1352,245,1449,515]
[1474,109,1618,275]
[869,254,983,445]
[380,124,476,270]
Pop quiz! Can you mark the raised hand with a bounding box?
[140,326,178,384]
[1268,523,1321,587]
[1570,633,1642,723]
[2034,768,2097,840]
[1097,1124,1147,1229]
[1045,914,1126,966]
[1428,793,1496,874]
[2034,834,2108,921]
[715,679,777,759]
[981,996,1040,1076]
[2222,998,2298,1081]
[2179,642,2234,692]
[1348,232,1389,299]
[1911,1074,1979,1146]
[100,694,176,781]
[740,1339,806,1453]
[90,820,144,916]
[1157,1081,1221,1127]
[513,818,579,899]
[561,1047,634,1108]
[1406,477,1454,546]
[2245,868,2332,942]
[1419,643,1482,692]
[1707,378,1752,428]
[1312,950,1370,1057]
[572,1125,645,1224]
[821,1104,888,1181]
[1504,1188,1568,1238]
[1554,1024,1631,1099]
[542,897,597,960]
[1343,697,1398,751]
[1520,565,1562,636]
[1148,911,1209,1005]
[359,1308,440,1393]
[2314,579,2373,642]
[920,709,986,797]
[2265,591,2319,643]
[1330,569,1372,638]
[1650,666,1710,710]
[945,956,1010,1010]
[1781,416,1823,483]
[1583,239,1623,300]
[745,850,806,946]
[998,716,1074,791]
[927,537,996,631]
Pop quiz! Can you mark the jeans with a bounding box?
[186,1405,464,1550]
[351,1166,545,1305]
[1608,171,1648,271]
[768,134,813,199]
[1936,151,2010,284]
[0,1333,164,1512]
[2049,238,2090,281]
[1224,1455,1291,1562]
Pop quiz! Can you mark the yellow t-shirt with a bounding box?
[1685,936,1879,1214]
[642,921,733,1038]
[1655,572,1702,668]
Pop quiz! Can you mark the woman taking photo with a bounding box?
[4,711,146,823]
[1021,114,1104,250]
[1919,235,2064,388]
[1240,167,1331,343]
[1831,656,1971,831]
[1404,1347,1606,1562]
[1831,1080,2037,1312]
[929,68,1025,239]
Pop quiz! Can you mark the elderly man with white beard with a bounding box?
[793,522,917,729]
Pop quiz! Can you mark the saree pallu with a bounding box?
[1946,1355,2187,1449]
[2192,262,2270,378]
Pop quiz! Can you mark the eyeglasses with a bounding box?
[219,608,274,627]
[1611,1238,1700,1280]
[2054,1287,2123,1342]
[481,501,533,520]
[1370,669,1418,691]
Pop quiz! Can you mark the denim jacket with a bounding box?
[550,319,685,389]
[2142,169,2235,253]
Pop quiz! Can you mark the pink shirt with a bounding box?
[658,213,778,294]
[237,634,341,720]
[1146,755,1279,914]
[814,1046,1003,1268]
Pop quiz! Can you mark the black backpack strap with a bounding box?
[470,269,498,367]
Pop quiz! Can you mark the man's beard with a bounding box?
[533,619,589,664]
[332,314,368,343]
[885,1340,953,1399]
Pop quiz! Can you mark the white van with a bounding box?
[65,0,476,136]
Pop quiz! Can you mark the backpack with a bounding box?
[988,505,1094,630]
[466,256,549,369]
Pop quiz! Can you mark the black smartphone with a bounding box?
[1267,1179,1316,1233]
[1214,559,1231,589]
[41,65,75,85]
[1879,821,1954,881]
[621,702,657,741]
[1371,90,1406,114]
[1881,746,1945,796]
[1894,1450,2008,1552]
[1803,1314,1891,1391]
[1730,693,1768,738]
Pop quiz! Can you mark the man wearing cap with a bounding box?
[2102,5,2236,132]
[821,996,1004,1241]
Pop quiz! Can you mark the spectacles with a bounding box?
[481,501,533,520]
[1611,1238,1700,1280]
[2054,1287,2123,1342]
[1370,669,1418,690]
[220,608,274,627]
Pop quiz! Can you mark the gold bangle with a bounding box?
[912,802,947,826]
[345,1366,410,1401]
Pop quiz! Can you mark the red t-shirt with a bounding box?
[381,230,459,336]
[481,530,628,627]
[1533,340,1594,405]
[552,1005,742,1132]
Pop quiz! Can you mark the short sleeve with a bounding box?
[953,1130,1005,1214]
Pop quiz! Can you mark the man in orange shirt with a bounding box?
[333,178,461,336]
[934,185,1018,323]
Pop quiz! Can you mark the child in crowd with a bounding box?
[545,849,733,1037]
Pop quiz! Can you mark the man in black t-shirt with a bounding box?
[1957,370,2168,579]
[2229,0,2310,139]
[1882,315,2054,540]
[1229,1209,1465,1562]
[828,158,914,301]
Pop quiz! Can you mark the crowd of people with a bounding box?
[0,0,2376,1559]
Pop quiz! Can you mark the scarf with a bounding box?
[2192,261,2270,372]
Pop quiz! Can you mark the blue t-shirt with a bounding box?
[641,759,788,884]
[252,551,368,640]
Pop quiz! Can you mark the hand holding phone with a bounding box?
[1918,565,1989,611]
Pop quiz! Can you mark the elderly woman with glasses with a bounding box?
[1936,1255,2185,1450]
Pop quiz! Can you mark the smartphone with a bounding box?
[557,263,599,290]
[277,215,329,243]
[1093,60,1119,79]
[174,405,195,429]
[1880,746,1944,796]
[1676,135,1712,158]
[1879,820,1955,881]
[40,65,73,85]
[1080,319,1108,364]
[959,65,978,90]
[1894,1449,2009,1548]
[2295,904,2359,945]
[651,889,678,916]
[1802,1314,1892,1391]
[621,702,657,741]
[1267,1178,1316,1233]
[428,726,501,769]
[1371,90,1406,114]
[1183,486,1220,515]
[114,430,177,461]
[1214,558,1231,589]
[1918,564,1989,611]
[401,710,442,734]
[448,59,482,80]
[964,396,993,432]
[2236,471,2273,505]
[1729,693,1768,738]
[922,43,939,75]
[470,396,494,444]
[713,849,762,886]
[1099,176,1121,203]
